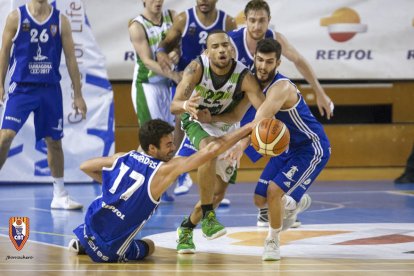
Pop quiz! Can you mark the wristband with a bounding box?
[155,47,166,54]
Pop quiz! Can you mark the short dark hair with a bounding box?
[244,0,271,18]
[139,119,174,152]
[206,29,228,46]
[256,38,282,60]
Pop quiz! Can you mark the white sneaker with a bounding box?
[51,192,83,210]
[283,194,311,230]
[257,208,269,227]
[291,219,302,228]
[68,238,86,255]
[219,198,231,207]
[262,238,280,261]
[174,173,193,195]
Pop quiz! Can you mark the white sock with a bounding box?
[53,177,65,196]
[267,226,282,240]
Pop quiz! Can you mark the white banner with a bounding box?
[83,0,414,80]
[0,0,114,182]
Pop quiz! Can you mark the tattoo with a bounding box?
[184,62,197,75]
[184,84,193,98]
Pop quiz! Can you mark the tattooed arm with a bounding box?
[170,60,202,118]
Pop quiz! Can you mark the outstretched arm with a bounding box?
[0,10,18,103]
[276,32,333,119]
[255,81,291,121]
[80,153,126,183]
[61,15,87,119]
[152,121,256,198]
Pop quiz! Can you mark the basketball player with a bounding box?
[156,0,237,196]
[253,38,330,260]
[129,0,182,202]
[170,30,265,253]
[0,0,87,209]
[229,0,334,227]
[68,119,255,262]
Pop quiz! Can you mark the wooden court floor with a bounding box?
[0,180,413,275]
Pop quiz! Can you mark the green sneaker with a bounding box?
[201,210,226,240]
[176,226,195,254]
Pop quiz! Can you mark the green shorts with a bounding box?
[181,113,210,150]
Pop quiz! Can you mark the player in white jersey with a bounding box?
[68,118,256,262]
[170,30,265,252]
[129,0,183,202]
[156,0,237,196]
[0,0,87,209]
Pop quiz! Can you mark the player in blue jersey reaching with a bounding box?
[0,0,87,209]
[252,38,331,260]
[202,38,330,261]
[229,0,334,227]
[68,119,255,262]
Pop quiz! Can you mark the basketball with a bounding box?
[251,118,290,156]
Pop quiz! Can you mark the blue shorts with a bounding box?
[73,224,149,263]
[176,136,197,157]
[1,83,63,141]
[255,142,331,202]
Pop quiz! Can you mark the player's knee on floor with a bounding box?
[125,239,154,261]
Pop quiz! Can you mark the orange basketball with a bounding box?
[251,118,290,156]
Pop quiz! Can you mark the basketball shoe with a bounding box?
[174,173,193,195]
[257,207,269,227]
[51,191,83,210]
[68,238,86,255]
[201,210,226,240]
[282,194,311,230]
[262,238,280,261]
[176,226,195,254]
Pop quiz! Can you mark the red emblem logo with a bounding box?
[9,217,30,251]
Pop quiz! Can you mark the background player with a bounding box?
[68,119,255,262]
[0,0,87,209]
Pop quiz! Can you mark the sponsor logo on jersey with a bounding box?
[303,178,312,185]
[101,202,125,220]
[9,217,30,251]
[5,116,21,124]
[284,181,291,188]
[188,22,196,36]
[282,166,299,181]
[22,18,30,32]
[50,24,58,36]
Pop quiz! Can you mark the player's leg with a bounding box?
[39,84,82,209]
[173,137,194,196]
[0,84,36,169]
[263,180,284,261]
[123,239,155,261]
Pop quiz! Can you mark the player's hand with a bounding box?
[316,92,334,120]
[73,96,87,119]
[196,108,212,123]
[184,94,201,120]
[156,51,173,72]
[221,142,243,168]
[168,50,180,65]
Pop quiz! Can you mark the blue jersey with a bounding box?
[243,72,329,162]
[228,27,275,70]
[10,4,62,84]
[83,151,162,258]
[176,7,227,71]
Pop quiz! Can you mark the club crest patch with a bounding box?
[9,217,30,251]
